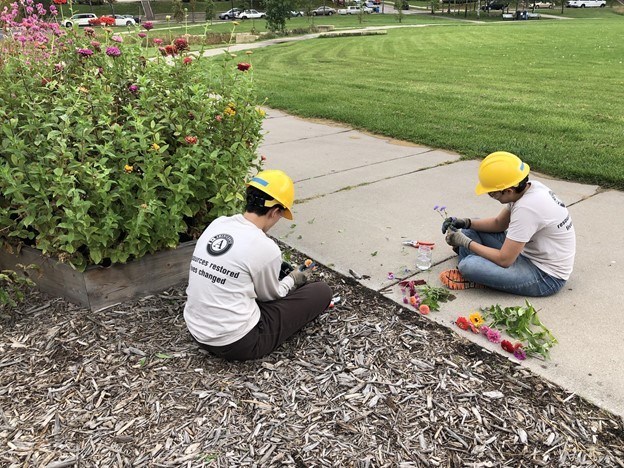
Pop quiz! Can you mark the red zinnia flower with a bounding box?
[53,0,67,4]
[173,37,189,51]
[185,135,198,145]
[237,62,251,72]
[183,56,193,65]
[501,340,515,353]
[164,45,177,56]
[456,316,470,331]
[142,21,154,31]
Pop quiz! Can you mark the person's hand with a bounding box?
[441,217,471,234]
[288,269,309,288]
[445,229,473,249]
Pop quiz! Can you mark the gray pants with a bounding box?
[198,282,332,361]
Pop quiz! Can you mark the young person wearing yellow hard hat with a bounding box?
[184,169,332,360]
[439,151,576,297]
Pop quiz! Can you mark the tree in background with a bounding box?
[105,0,116,15]
[205,0,215,22]
[265,0,291,34]
[189,0,197,22]
[172,0,185,22]
[394,0,404,22]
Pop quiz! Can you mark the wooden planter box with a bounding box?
[0,241,196,311]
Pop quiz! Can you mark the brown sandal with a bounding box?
[439,269,485,290]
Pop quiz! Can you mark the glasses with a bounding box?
[488,190,504,200]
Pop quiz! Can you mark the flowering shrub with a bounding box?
[0,0,264,271]
[89,16,116,26]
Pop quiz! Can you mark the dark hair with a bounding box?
[513,175,530,194]
[245,186,282,216]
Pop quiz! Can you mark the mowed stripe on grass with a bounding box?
[249,18,624,189]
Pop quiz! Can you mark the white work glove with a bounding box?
[441,217,471,234]
[288,269,309,288]
[445,229,473,250]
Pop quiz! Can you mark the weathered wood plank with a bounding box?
[83,242,196,311]
[0,242,196,311]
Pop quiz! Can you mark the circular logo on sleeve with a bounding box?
[207,234,234,256]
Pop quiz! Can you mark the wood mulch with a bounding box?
[1,256,623,467]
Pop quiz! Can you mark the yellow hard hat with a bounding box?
[247,169,295,220]
[475,151,530,195]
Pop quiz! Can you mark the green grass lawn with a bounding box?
[245,17,624,188]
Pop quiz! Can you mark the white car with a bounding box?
[236,9,266,19]
[338,5,373,14]
[532,0,553,7]
[63,13,98,27]
[111,14,136,26]
[566,0,605,6]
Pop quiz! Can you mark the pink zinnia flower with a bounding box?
[215,115,223,122]
[77,48,93,57]
[128,84,139,94]
[84,27,95,37]
[153,38,163,45]
[106,46,121,57]
[111,35,123,43]
[183,56,193,65]
[138,32,147,38]
[90,40,101,52]
[142,21,154,30]
[486,328,502,343]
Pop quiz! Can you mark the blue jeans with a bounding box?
[456,229,566,297]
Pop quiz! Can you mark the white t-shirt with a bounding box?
[506,181,576,280]
[184,214,294,346]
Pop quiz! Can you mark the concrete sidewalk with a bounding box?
[259,108,624,418]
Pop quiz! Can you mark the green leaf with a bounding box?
[155,353,173,359]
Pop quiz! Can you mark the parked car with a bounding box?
[311,6,337,15]
[109,14,136,26]
[480,0,509,9]
[532,0,553,7]
[290,10,305,16]
[338,5,373,14]
[120,14,141,24]
[218,8,242,20]
[236,9,266,19]
[365,1,380,12]
[566,0,605,6]
[63,13,98,27]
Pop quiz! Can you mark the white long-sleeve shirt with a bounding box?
[184,214,294,346]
